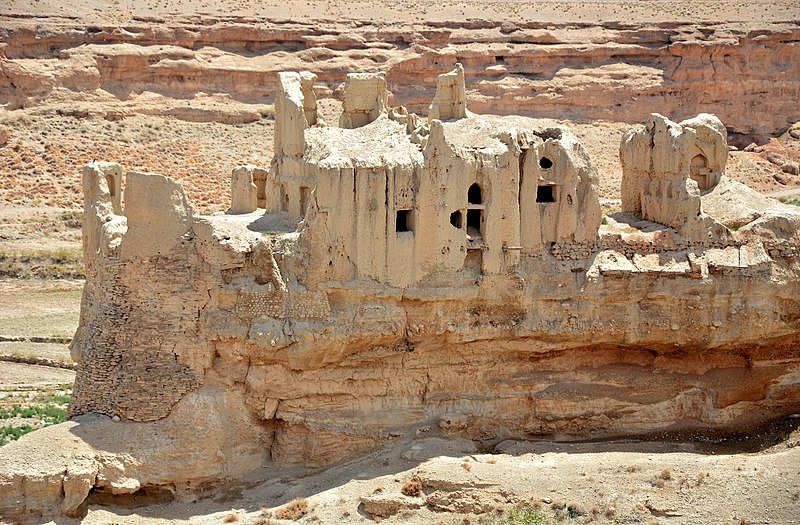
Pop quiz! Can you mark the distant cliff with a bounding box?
[2,17,799,141]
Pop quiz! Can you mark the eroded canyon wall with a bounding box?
[1,17,799,138]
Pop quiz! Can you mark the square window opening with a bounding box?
[396,209,413,232]
[537,185,557,203]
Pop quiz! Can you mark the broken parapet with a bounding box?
[620,113,729,241]
[338,72,390,128]
[271,72,320,221]
[229,166,258,214]
[120,171,195,259]
[274,71,318,158]
[429,63,468,121]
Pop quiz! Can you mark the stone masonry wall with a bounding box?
[70,246,207,422]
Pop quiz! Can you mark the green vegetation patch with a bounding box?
[0,403,68,424]
[0,388,71,446]
[491,504,548,524]
[0,425,34,445]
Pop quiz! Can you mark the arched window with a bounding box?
[468,183,482,205]
[690,154,710,190]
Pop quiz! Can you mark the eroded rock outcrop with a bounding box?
[1,67,798,521]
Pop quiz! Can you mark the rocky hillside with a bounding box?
[1,8,799,142]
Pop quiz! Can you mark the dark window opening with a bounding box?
[537,185,556,203]
[468,183,482,205]
[495,56,505,64]
[466,209,482,237]
[396,209,412,232]
[539,156,553,169]
[450,210,463,228]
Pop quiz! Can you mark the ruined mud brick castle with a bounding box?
[30,65,796,516]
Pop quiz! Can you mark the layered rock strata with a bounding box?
[1,17,799,138]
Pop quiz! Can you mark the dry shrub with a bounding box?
[461,462,471,471]
[659,468,672,480]
[253,518,274,525]
[222,512,238,523]
[275,498,308,520]
[401,477,423,497]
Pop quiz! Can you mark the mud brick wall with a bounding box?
[235,288,331,321]
[70,245,208,422]
[548,236,749,261]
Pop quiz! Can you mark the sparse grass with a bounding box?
[0,247,84,279]
[491,503,546,524]
[0,424,34,445]
[274,498,308,520]
[785,198,800,207]
[0,403,68,423]
[0,388,71,446]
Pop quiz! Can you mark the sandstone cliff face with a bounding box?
[1,18,799,138]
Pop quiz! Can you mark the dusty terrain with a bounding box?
[2,0,800,524]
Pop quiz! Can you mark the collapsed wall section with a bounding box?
[620,113,730,241]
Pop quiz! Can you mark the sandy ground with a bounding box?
[0,361,74,389]
[68,425,800,525]
[3,0,799,25]
[0,278,82,341]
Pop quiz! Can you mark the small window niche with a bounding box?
[536,184,557,203]
[539,156,553,170]
[468,183,482,205]
[396,209,413,233]
[690,154,711,190]
[450,210,463,229]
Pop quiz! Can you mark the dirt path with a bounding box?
[0,361,74,389]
